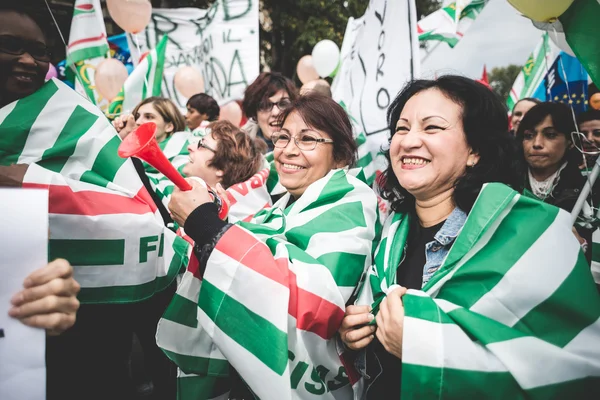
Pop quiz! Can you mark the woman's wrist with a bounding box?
[184,202,227,247]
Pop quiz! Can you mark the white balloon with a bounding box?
[311,40,341,78]
[548,31,575,57]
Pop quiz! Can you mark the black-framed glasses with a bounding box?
[258,98,291,112]
[197,137,216,152]
[0,35,51,62]
[272,130,334,151]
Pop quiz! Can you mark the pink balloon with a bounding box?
[95,59,129,101]
[174,66,205,98]
[296,55,319,84]
[219,102,243,127]
[45,63,57,81]
[106,0,152,34]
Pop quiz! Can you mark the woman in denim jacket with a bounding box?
[337,76,600,399]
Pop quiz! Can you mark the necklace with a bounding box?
[528,162,567,200]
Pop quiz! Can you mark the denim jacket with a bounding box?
[352,207,467,399]
[421,207,467,285]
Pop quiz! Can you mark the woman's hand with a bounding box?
[112,114,136,139]
[169,179,214,227]
[375,287,407,359]
[9,259,80,336]
[339,305,376,351]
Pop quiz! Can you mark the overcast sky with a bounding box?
[421,0,543,79]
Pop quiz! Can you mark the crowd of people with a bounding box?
[2,3,600,400]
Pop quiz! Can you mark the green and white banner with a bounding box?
[0,79,189,304]
[66,0,110,110]
[507,33,559,111]
[417,0,488,48]
[355,183,600,398]
[107,35,168,118]
[157,168,380,399]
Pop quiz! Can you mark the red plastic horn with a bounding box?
[118,122,229,219]
[118,122,192,191]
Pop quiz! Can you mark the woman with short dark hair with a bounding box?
[186,93,220,131]
[339,76,600,399]
[241,72,298,151]
[158,93,379,398]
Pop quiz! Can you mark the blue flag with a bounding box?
[531,52,589,114]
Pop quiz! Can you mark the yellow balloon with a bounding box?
[508,0,575,22]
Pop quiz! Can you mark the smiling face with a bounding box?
[135,103,173,143]
[182,133,223,187]
[256,90,290,140]
[522,115,570,177]
[390,88,478,202]
[274,111,341,199]
[0,11,50,106]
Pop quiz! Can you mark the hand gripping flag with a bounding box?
[353,183,600,398]
[156,168,380,399]
[0,79,190,303]
[107,35,169,119]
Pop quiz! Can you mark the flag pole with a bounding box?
[571,156,600,224]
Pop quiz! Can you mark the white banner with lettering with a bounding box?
[332,0,420,163]
[128,0,259,108]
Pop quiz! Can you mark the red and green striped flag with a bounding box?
[66,0,110,108]
[354,183,600,398]
[0,79,190,303]
[418,0,488,48]
[107,36,168,119]
[156,168,380,399]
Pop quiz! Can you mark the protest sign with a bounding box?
[0,189,48,400]
[332,0,420,165]
[129,0,259,109]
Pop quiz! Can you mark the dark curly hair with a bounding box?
[516,102,583,168]
[381,75,524,214]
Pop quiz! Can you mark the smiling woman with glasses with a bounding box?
[241,72,298,151]
[182,120,263,189]
[163,93,379,398]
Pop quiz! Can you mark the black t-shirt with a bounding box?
[367,219,445,399]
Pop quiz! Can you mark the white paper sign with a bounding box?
[0,189,48,400]
[129,0,259,108]
[332,0,420,160]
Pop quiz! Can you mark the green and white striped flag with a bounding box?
[0,79,190,303]
[66,0,110,108]
[157,168,380,399]
[417,0,487,48]
[507,33,559,110]
[107,35,168,119]
[560,0,600,89]
[354,183,600,398]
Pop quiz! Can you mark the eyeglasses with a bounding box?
[258,98,291,112]
[0,35,51,62]
[197,137,216,152]
[272,130,334,151]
